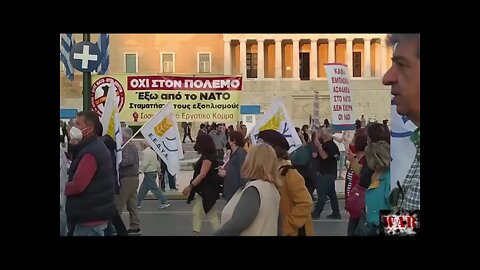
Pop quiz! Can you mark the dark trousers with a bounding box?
[313,174,340,216]
[160,159,176,190]
[216,149,225,164]
[67,222,75,236]
[347,217,360,236]
[105,211,128,236]
[296,165,315,200]
[183,132,194,143]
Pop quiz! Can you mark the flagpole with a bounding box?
[83,33,91,111]
[121,102,171,149]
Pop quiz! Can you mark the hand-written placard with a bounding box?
[324,64,355,128]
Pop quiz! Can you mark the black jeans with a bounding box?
[215,149,225,164]
[296,165,315,200]
[312,174,340,216]
[107,211,128,236]
[347,217,360,236]
[183,132,194,143]
[160,159,176,190]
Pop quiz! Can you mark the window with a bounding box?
[353,52,362,77]
[125,53,138,73]
[161,53,175,73]
[299,53,310,80]
[246,53,257,78]
[198,52,211,73]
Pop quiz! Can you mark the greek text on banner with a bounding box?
[324,63,355,130]
[91,75,243,124]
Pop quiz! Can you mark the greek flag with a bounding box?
[97,33,110,74]
[60,34,74,81]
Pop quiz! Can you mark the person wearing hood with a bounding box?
[257,130,314,236]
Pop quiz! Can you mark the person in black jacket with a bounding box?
[183,122,195,143]
[102,134,128,236]
[64,111,116,236]
[182,135,221,234]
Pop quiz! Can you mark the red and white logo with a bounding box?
[91,77,125,117]
[381,210,420,236]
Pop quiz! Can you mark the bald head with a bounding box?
[122,127,133,138]
[122,127,134,144]
[140,140,150,149]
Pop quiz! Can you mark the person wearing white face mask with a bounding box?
[64,111,116,236]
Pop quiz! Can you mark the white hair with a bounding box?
[122,127,133,139]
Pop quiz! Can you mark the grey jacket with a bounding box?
[223,147,247,201]
[209,130,227,150]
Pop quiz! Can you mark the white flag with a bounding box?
[312,90,320,129]
[100,82,123,187]
[390,98,417,191]
[141,103,184,176]
[250,98,303,154]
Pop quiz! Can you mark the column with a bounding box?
[223,40,231,75]
[328,38,335,63]
[364,38,371,77]
[257,39,264,79]
[380,37,387,76]
[346,38,353,76]
[310,39,318,79]
[375,39,381,77]
[292,39,300,79]
[275,38,282,78]
[239,39,247,77]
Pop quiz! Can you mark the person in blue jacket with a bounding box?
[358,140,391,236]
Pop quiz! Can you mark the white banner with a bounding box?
[312,90,320,129]
[100,82,123,187]
[390,98,417,191]
[250,98,302,154]
[324,63,355,130]
[141,103,184,176]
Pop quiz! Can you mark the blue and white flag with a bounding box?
[60,33,75,81]
[390,98,417,191]
[97,33,110,75]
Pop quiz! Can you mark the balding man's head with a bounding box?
[140,140,150,150]
[122,127,134,143]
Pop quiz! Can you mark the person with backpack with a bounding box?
[347,123,391,235]
[344,128,368,236]
[258,130,314,236]
[355,141,391,236]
